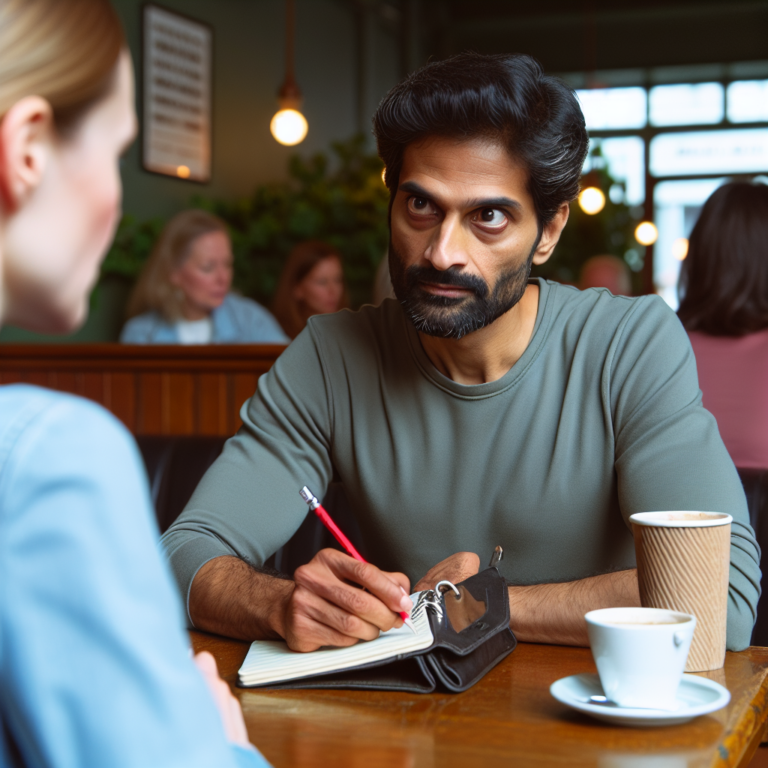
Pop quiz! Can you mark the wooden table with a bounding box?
[191,631,768,768]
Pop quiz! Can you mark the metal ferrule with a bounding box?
[299,485,319,511]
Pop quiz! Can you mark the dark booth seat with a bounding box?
[135,435,363,577]
[738,468,768,647]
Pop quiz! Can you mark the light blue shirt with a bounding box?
[0,385,270,768]
[120,293,289,344]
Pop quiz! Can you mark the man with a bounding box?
[162,53,760,653]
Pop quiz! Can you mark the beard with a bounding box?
[389,239,538,340]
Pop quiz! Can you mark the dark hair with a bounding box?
[677,181,768,336]
[373,52,589,227]
[271,240,348,339]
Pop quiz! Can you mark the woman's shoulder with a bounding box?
[221,292,271,317]
[120,311,175,343]
[217,293,289,342]
[0,385,133,471]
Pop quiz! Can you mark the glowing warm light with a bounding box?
[381,168,387,184]
[673,237,689,261]
[578,186,606,215]
[270,108,308,146]
[176,165,190,179]
[635,221,659,246]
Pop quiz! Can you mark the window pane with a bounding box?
[576,87,647,130]
[727,80,768,123]
[583,137,645,205]
[650,128,768,176]
[653,179,727,310]
[649,83,724,126]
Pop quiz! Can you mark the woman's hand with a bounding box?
[193,651,252,749]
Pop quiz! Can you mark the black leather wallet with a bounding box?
[247,564,517,693]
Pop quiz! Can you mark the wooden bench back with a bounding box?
[0,344,285,436]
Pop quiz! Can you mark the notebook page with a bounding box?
[239,592,432,686]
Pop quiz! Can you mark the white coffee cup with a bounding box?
[585,606,696,710]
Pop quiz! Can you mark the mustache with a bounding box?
[405,265,489,299]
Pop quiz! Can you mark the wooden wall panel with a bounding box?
[0,345,284,436]
[197,373,228,435]
[164,373,195,434]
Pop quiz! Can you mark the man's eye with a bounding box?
[473,208,507,228]
[407,197,436,216]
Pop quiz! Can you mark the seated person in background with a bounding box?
[578,254,632,295]
[121,209,288,344]
[678,181,768,469]
[271,240,348,339]
[163,53,759,655]
[0,2,268,765]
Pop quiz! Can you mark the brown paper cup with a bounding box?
[629,511,732,672]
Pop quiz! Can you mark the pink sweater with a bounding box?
[688,328,768,469]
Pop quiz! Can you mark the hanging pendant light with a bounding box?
[270,0,308,146]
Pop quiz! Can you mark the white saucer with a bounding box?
[550,673,730,727]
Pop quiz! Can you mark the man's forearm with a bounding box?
[508,568,640,646]
[189,556,295,641]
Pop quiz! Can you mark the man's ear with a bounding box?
[0,96,55,213]
[532,202,570,266]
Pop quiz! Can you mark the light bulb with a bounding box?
[578,186,606,215]
[270,108,308,146]
[635,221,658,246]
[176,165,190,179]
[672,237,689,261]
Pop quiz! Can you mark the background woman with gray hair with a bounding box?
[121,209,287,344]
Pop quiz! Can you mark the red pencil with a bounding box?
[299,486,416,633]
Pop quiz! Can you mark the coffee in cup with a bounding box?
[585,606,696,710]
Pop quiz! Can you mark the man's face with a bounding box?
[389,136,545,339]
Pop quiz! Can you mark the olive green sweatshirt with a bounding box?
[162,280,761,650]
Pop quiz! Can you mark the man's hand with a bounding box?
[413,551,480,593]
[285,548,412,652]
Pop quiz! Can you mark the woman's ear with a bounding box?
[0,96,55,213]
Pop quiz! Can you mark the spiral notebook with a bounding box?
[238,592,432,687]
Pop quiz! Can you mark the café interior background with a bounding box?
[2,0,766,343]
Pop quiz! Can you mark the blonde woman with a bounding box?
[121,209,287,344]
[0,1,269,765]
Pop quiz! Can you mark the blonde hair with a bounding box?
[126,209,230,321]
[271,240,348,339]
[0,0,124,134]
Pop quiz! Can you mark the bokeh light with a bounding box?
[672,237,689,261]
[635,221,659,246]
[578,186,606,215]
[270,108,308,146]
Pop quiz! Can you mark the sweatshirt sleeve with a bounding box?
[607,296,761,651]
[161,323,334,619]
[0,390,270,767]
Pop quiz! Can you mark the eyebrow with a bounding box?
[398,180,522,212]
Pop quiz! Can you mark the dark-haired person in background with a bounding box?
[163,53,759,653]
[678,181,768,469]
[271,240,348,339]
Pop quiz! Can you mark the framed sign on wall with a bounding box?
[142,4,212,182]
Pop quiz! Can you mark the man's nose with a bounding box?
[424,215,469,271]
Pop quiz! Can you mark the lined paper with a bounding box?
[239,593,433,686]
